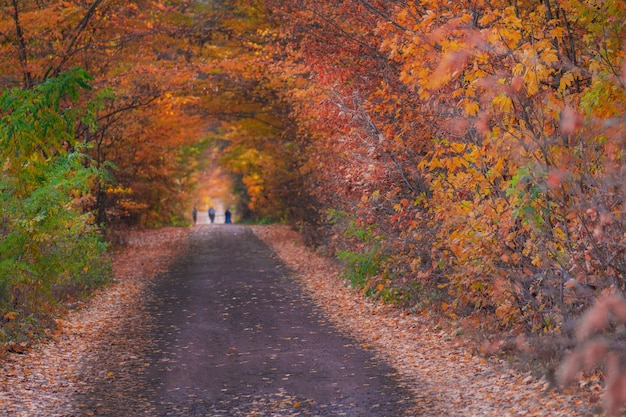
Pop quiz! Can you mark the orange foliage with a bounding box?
[1,1,253,226]
[257,0,626,333]
[1,0,624,329]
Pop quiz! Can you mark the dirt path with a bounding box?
[0,225,599,416]
[0,226,412,416]
[141,225,413,416]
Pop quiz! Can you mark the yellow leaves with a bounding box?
[422,155,441,171]
[463,100,480,116]
[540,49,559,67]
[380,35,400,60]
[493,94,513,113]
[478,10,498,27]
[524,70,540,97]
[449,142,467,153]
[106,186,133,195]
[589,60,603,74]
[426,150,471,174]
[549,26,566,40]
[559,72,576,94]
[3,311,18,321]
[395,7,410,27]
[483,7,522,48]
[531,253,543,267]
[489,158,506,180]
[514,42,559,97]
[497,27,523,47]
[553,227,566,242]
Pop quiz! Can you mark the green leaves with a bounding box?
[0,68,94,181]
[0,69,110,341]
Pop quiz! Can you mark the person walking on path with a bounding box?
[208,207,216,223]
[224,208,232,224]
[192,207,197,225]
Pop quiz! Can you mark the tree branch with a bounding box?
[10,0,33,89]
[44,0,106,80]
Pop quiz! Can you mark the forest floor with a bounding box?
[0,225,600,416]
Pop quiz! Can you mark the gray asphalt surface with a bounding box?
[143,225,413,416]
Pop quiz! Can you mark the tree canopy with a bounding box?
[0,0,624,341]
[255,0,626,333]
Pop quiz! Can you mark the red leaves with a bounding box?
[546,169,568,188]
[558,294,626,416]
[575,294,626,341]
[560,105,581,136]
[5,342,28,354]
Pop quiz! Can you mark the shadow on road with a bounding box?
[82,225,414,416]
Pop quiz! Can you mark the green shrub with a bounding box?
[329,210,387,292]
[0,68,111,341]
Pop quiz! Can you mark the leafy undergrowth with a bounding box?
[252,225,601,416]
[0,227,190,416]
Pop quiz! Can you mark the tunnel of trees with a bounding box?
[0,0,624,349]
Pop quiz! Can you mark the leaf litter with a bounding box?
[0,225,599,416]
[252,225,600,417]
[0,228,190,417]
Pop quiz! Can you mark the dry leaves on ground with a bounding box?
[252,225,600,417]
[0,228,190,417]
[0,225,601,416]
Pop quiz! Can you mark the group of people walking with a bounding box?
[192,206,232,225]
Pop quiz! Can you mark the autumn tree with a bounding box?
[0,1,216,227]
[371,0,625,329]
[175,0,321,225]
[256,0,624,330]
[256,0,442,301]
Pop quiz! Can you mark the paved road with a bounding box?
[143,225,412,416]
